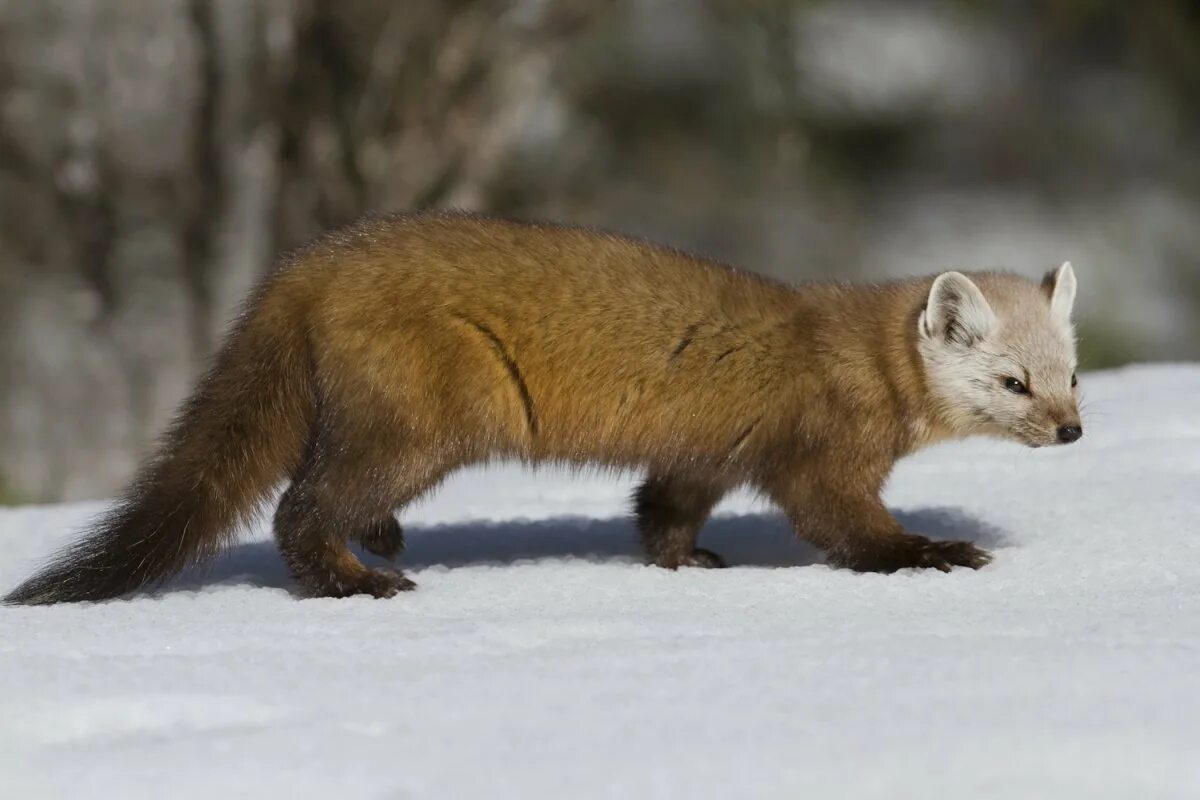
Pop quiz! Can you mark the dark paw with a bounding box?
[299,565,417,599]
[838,535,992,573]
[684,548,727,569]
[913,539,992,572]
[357,517,406,561]
[357,567,417,599]
[651,548,728,569]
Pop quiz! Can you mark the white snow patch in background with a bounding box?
[2,365,1199,799]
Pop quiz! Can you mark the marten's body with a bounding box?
[5,212,1083,604]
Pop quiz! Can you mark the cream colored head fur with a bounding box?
[918,262,1082,447]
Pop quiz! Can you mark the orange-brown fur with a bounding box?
[8,211,1003,604]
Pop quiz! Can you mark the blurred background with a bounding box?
[0,0,1197,502]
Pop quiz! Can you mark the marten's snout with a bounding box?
[1057,424,1083,444]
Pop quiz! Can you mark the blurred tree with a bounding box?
[0,0,608,500]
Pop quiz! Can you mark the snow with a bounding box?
[2,364,1199,799]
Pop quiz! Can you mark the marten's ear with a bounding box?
[919,271,996,346]
[1041,261,1077,325]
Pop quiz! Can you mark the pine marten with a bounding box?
[4,211,1083,604]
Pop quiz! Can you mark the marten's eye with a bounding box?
[1003,377,1029,395]
[1071,372,1078,388]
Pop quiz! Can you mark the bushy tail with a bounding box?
[4,295,313,605]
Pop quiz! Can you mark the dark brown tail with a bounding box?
[4,293,313,605]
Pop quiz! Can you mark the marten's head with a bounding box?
[917,263,1082,448]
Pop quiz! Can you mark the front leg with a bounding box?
[634,473,729,569]
[830,521,991,573]
[770,465,990,573]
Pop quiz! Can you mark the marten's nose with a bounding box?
[1057,425,1082,444]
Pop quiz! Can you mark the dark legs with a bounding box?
[275,416,990,597]
[634,474,728,569]
[635,465,989,574]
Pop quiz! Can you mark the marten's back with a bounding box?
[271,212,819,468]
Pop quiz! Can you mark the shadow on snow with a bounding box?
[179,506,1009,593]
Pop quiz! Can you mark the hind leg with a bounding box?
[275,476,416,599]
[354,516,405,561]
[274,413,445,598]
[635,474,728,569]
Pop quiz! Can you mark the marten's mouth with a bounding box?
[1025,433,1075,448]
[1018,432,1058,448]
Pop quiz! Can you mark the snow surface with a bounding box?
[2,364,1198,799]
